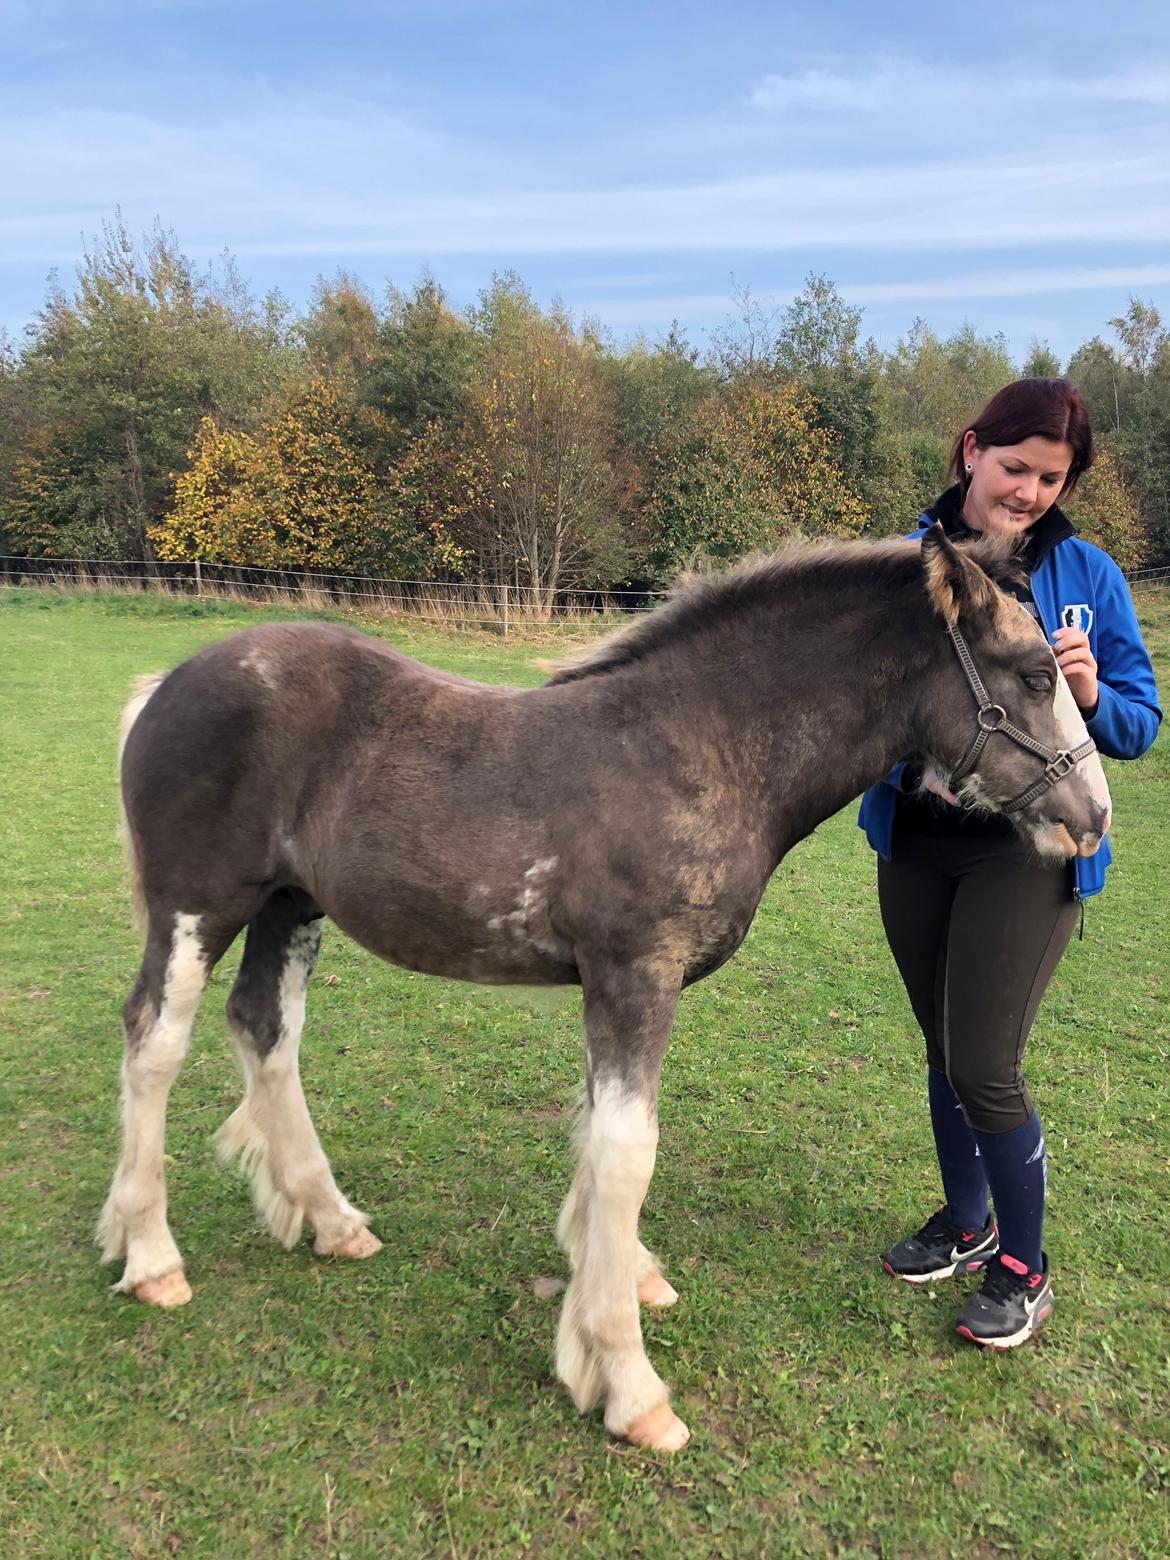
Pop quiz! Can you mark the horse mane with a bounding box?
[545,530,1024,687]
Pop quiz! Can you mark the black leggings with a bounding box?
[877,831,1080,1133]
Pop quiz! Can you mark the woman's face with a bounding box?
[961,432,1075,534]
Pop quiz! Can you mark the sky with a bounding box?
[3,0,1169,363]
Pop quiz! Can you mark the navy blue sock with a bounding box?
[928,1069,989,1231]
[973,1112,1046,1274]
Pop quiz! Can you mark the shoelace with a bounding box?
[914,1208,961,1244]
[979,1258,1032,1303]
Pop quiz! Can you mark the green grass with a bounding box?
[1,587,1167,1559]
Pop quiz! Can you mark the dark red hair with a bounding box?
[950,378,1094,498]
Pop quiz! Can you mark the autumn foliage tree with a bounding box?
[364,278,481,454]
[151,379,442,575]
[1070,302,1170,562]
[466,289,625,602]
[771,275,919,535]
[0,215,295,559]
[403,278,629,601]
[645,381,866,571]
[298,272,380,385]
[1066,448,1149,573]
[882,319,1018,511]
[379,416,478,579]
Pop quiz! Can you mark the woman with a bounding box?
[858,378,1161,1348]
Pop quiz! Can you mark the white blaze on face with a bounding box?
[1053,668,1111,833]
[1026,670,1111,860]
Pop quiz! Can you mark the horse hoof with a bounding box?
[637,1273,679,1307]
[624,1402,691,1451]
[134,1270,192,1308]
[330,1228,382,1260]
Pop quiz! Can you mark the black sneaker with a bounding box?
[881,1207,999,1284]
[956,1252,1053,1348]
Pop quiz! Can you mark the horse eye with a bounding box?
[1023,673,1052,693]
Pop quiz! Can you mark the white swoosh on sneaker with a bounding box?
[1023,1287,1047,1318]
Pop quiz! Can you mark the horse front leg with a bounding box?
[557,1153,679,1308]
[555,951,689,1450]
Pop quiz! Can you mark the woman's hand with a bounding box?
[1052,627,1099,713]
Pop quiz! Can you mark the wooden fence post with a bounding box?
[194,559,202,597]
[500,580,509,638]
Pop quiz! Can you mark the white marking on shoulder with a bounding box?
[484,857,562,954]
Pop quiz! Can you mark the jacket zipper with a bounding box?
[1033,579,1088,908]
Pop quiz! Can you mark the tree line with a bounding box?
[1,217,1165,598]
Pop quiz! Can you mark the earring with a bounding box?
[965,462,973,472]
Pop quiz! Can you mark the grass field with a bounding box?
[1,587,1167,1559]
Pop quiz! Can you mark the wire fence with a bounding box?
[0,555,668,636]
[1,552,1165,636]
[1125,565,1170,590]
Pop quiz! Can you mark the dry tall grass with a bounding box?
[0,560,653,636]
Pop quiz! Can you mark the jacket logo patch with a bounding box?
[1061,603,1094,634]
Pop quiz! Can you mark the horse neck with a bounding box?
[662,566,939,848]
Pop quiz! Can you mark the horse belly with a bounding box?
[320,861,579,988]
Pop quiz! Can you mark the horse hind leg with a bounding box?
[216,892,379,1259]
[99,911,212,1307]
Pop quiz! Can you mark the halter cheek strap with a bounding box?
[946,625,1097,815]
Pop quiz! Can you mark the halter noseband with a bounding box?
[946,625,1097,815]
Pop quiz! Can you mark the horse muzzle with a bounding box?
[1030,786,1111,860]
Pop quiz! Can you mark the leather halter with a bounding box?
[946,625,1097,815]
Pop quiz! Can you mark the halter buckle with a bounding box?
[976,704,1007,733]
[1044,751,1074,783]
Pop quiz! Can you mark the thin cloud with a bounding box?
[585,264,1170,330]
[750,60,1170,113]
[189,155,1170,256]
[843,265,1170,303]
[750,62,912,113]
[3,95,1167,262]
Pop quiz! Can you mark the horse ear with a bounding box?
[920,522,999,627]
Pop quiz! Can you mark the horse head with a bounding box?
[918,523,1111,861]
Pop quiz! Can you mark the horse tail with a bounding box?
[118,673,166,943]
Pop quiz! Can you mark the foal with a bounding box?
[100,529,1109,1449]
